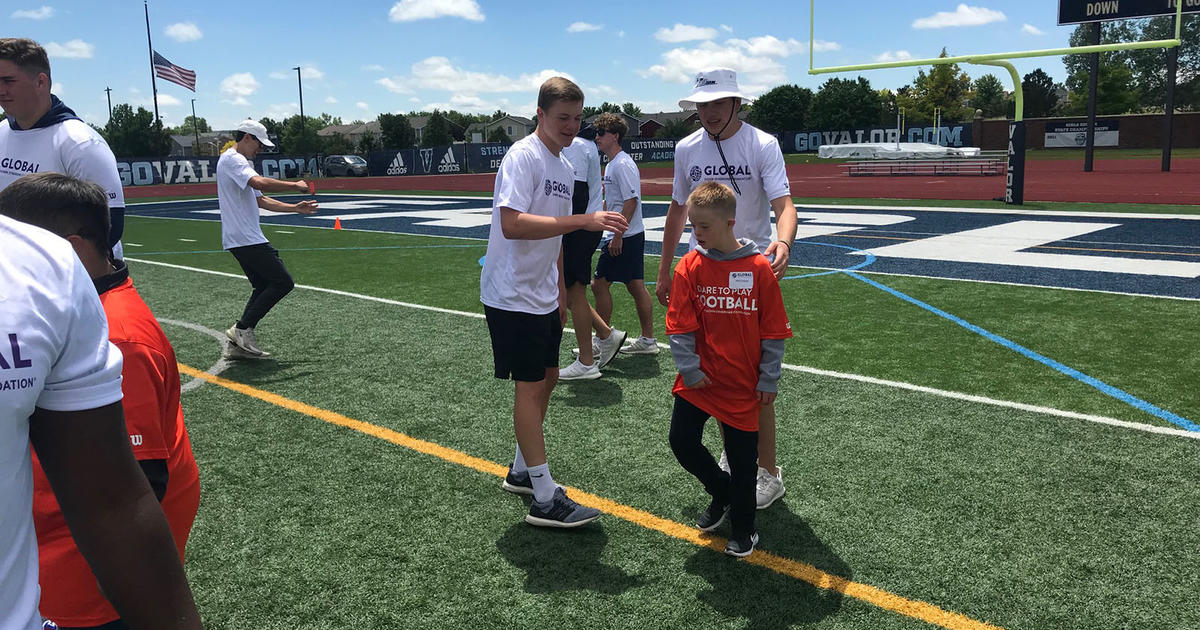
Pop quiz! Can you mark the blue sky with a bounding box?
[4,1,1079,130]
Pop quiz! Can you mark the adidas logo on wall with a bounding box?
[437,148,460,173]
[386,152,408,175]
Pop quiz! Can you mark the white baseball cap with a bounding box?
[678,68,751,109]
[236,119,275,148]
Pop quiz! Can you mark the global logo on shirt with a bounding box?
[689,165,702,182]
[544,179,552,196]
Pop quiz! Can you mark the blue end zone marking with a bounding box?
[780,241,877,280]
[134,244,482,256]
[790,240,1199,432]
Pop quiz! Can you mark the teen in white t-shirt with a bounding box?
[656,69,798,512]
[480,77,627,529]
[216,148,267,249]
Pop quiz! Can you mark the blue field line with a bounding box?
[133,244,483,256]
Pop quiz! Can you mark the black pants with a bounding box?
[229,243,294,329]
[59,620,129,630]
[668,395,758,538]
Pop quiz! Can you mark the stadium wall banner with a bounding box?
[467,143,510,172]
[621,138,677,163]
[1044,120,1119,148]
[368,145,467,176]
[780,124,973,153]
[116,156,318,186]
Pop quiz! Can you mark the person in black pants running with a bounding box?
[217,119,317,358]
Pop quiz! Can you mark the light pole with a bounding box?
[293,66,305,153]
[190,98,199,156]
[104,87,112,121]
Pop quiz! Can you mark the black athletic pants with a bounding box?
[668,395,758,538]
[229,243,294,329]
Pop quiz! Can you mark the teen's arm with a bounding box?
[764,195,798,278]
[654,199,689,305]
[258,196,318,215]
[31,402,202,630]
[498,207,626,240]
[756,339,785,404]
[608,198,639,256]
[249,175,309,194]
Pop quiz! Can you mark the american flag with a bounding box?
[152,51,196,92]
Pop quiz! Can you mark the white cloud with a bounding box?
[655,24,718,43]
[388,0,483,22]
[1021,23,1045,35]
[50,81,63,96]
[270,66,324,81]
[720,24,733,33]
[617,30,625,38]
[356,101,369,110]
[378,57,573,95]
[912,4,1005,29]
[165,22,202,42]
[874,50,913,62]
[567,21,602,33]
[726,36,839,57]
[325,96,338,104]
[220,72,259,105]
[266,103,299,119]
[157,94,181,106]
[44,40,93,59]
[11,6,53,19]
[642,41,787,95]
[362,64,385,72]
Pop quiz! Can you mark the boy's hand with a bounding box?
[688,374,712,389]
[586,211,628,234]
[609,234,623,256]
[756,390,776,405]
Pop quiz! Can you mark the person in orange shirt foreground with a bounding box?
[665,181,792,558]
[0,172,200,630]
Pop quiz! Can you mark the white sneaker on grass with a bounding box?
[717,451,730,474]
[595,328,627,368]
[222,341,270,360]
[620,336,660,355]
[571,335,602,361]
[225,326,269,357]
[756,466,785,510]
[559,359,601,381]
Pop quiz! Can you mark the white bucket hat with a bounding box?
[678,68,751,109]
[236,119,275,148]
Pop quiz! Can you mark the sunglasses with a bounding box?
[595,129,609,137]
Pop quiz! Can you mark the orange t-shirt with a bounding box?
[665,250,792,431]
[31,276,200,627]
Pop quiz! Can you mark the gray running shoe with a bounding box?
[502,467,534,495]
[725,532,759,558]
[525,487,601,528]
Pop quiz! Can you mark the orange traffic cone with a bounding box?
[333,217,342,230]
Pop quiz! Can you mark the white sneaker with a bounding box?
[755,466,785,510]
[595,328,627,368]
[222,341,271,360]
[225,325,268,357]
[620,336,660,355]
[717,451,730,474]
[558,359,601,381]
[571,336,602,361]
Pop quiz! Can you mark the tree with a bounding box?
[621,102,643,117]
[103,104,171,156]
[746,84,814,133]
[489,109,508,121]
[895,49,974,123]
[809,77,884,129]
[321,133,355,155]
[378,112,416,149]
[583,102,621,119]
[258,117,283,140]
[1063,16,1197,112]
[1065,62,1139,115]
[279,113,338,154]
[973,74,1008,117]
[487,126,512,144]
[421,110,452,147]
[441,110,479,141]
[655,116,697,138]
[165,115,210,136]
[357,133,381,154]
[1022,68,1061,118]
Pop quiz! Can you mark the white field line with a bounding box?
[128,257,1200,442]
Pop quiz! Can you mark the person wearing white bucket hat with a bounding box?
[657,68,798,511]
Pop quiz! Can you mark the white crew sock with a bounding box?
[527,463,556,503]
[512,445,527,474]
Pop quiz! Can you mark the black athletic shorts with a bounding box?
[484,305,562,382]
[594,232,646,284]
[562,229,602,287]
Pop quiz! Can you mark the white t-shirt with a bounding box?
[0,117,126,257]
[480,134,574,314]
[671,122,790,253]
[602,151,643,238]
[560,137,602,214]
[216,148,266,250]
[0,215,124,630]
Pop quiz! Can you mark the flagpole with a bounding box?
[144,0,160,125]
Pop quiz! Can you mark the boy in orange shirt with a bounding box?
[665,181,791,557]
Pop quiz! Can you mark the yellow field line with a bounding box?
[178,363,1005,630]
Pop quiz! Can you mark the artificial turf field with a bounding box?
[120,198,1199,629]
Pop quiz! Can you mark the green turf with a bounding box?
[121,212,1200,629]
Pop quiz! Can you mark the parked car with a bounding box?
[324,154,369,177]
